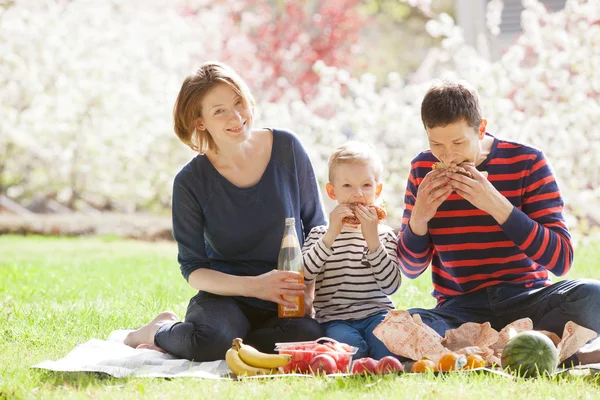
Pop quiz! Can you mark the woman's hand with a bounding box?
[250,270,306,308]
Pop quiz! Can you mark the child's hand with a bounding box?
[355,204,381,253]
[322,204,354,248]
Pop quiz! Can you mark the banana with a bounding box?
[235,338,292,369]
[225,340,276,377]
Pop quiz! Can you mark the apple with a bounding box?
[309,354,338,375]
[351,357,378,375]
[375,356,404,374]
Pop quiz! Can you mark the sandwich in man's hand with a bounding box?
[431,162,473,178]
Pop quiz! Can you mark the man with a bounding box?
[397,80,600,364]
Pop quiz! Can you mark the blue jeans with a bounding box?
[154,292,323,361]
[410,279,600,341]
[322,312,397,360]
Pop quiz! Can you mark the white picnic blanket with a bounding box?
[32,330,232,379]
[32,330,600,379]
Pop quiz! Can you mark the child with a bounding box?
[302,141,401,360]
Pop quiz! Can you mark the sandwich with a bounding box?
[431,162,473,178]
[342,203,387,225]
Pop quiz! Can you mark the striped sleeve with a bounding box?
[302,226,332,282]
[397,164,434,279]
[499,151,573,276]
[363,230,402,295]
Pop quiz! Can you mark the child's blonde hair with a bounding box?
[328,141,383,183]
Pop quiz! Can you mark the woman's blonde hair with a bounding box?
[173,61,255,153]
[328,141,383,183]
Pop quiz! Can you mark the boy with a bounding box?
[302,142,401,360]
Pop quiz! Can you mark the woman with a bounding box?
[124,62,326,361]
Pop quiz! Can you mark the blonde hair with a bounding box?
[328,141,383,183]
[173,61,255,154]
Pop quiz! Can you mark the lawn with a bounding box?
[1,235,599,399]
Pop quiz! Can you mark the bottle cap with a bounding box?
[285,217,295,225]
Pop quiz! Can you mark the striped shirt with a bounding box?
[398,135,573,306]
[303,225,401,323]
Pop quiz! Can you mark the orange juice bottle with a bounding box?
[277,217,305,318]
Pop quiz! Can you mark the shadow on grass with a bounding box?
[35,370,132,388]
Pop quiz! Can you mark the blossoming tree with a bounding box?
[1,0,598,233]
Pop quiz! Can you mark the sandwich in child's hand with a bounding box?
[342,203,387,225]
[432,161,473,178]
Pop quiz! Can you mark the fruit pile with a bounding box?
[225,338,292,377]
[410,352,486,373]
[276,340,356,374]
[227,337,407,377]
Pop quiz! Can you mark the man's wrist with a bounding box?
[409,217,428,236]
[489,195,514,225]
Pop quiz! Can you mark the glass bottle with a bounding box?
[277,217,305,318]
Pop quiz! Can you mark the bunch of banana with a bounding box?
[225,338,292,377]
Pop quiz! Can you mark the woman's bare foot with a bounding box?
[124,311,178,349]
[136,343,168,353]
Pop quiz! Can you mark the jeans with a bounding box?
[409,279,600,339]
[154,292,324,362]
[322,312,398,360]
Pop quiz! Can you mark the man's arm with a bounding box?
[499,152,573,276]
[397,165,435,279]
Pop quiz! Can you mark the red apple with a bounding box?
[351,357,378,375]
[375,356,404,374]
[309,354,338,375]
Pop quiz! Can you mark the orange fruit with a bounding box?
[410,359,437,373]
[437,352,467,372]
[464,354,486,370]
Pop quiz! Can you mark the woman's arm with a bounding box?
[173,179,304,307]
[293,133,327,234]
[187,268,305,308]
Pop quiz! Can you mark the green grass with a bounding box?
[1,235,599,399]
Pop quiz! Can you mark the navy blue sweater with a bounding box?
[171,129,326,310]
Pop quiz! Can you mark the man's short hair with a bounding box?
[328,141,383,183]
[421,80,482,131]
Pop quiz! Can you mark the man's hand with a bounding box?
[409,169,452,236]
[322,204,354,248]
[447,165,513,224]
[354,204,381,253]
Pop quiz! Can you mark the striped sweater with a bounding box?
[398,135,573,306]
[303,225,401,323]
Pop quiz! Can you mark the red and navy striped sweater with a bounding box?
[397,135,573,306]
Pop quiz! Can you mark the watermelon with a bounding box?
[501,330,559,378]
